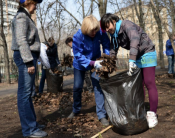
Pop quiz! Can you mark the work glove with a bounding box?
[127,62,137,76]
[49,69,54,75]
[94,60,103,70]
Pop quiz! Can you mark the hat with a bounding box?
[20,0,43,4]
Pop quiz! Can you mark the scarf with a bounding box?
[110,20,122,50]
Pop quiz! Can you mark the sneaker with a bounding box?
[28,130,48,137]
[146,111,158,128]
[67,112,80,119]
[100,118,109,126]
[38,124,46,130]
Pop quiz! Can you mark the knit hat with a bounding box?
[20,0,43,4]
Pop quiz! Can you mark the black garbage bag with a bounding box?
[46,70,63,93]
[100,69,148,135]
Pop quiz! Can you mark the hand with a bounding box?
[58,64,62,67]
[94,60,103,69]
[28,66,35,74]
[127,62,137,76]
[49,69,54,75]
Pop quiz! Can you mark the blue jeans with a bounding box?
[73,68,107,120]
[39,67,46,93]
[13,51,40,137]
[168,55,174,74]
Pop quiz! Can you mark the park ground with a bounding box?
[1,69,175,138]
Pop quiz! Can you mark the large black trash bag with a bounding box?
[46,70,63,93]
[100,69,148,135]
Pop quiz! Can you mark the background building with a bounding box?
[115,4,168,58]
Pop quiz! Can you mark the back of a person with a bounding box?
[166,39,174,56]
[118,20,155,58]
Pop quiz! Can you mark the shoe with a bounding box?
[28,130,48,137]
[168,73,173,78]
[100,118,109,126]
[38,124,46,130]
[146,111,158,128]
[67,112,79,119]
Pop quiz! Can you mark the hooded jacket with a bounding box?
[72,29,110,71]
[110,20,155,60]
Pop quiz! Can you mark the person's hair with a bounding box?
[81,15,100,35]
[65,37,73,45]
[42,41,49,46]
[101,13,120,31]
[48,37,55,44]
[18,0,37,9]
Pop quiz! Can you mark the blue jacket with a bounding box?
[73,29,110,71]
[166,39,174,56]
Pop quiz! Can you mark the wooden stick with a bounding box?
[91,125,113,138]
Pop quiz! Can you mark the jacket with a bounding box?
[46,43,60,69]
[72,29,110,71]
[11,7,40,65]
[110,20,155,60]
[166,39,174,56]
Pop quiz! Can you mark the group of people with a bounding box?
[12,0,159,137]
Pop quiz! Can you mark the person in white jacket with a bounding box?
[39,42,51,94]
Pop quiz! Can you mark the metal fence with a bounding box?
[0,57,169,83]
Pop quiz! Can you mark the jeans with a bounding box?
[39,67,46,93]
[13,51,40,137]
[168,55,174,74]
[31,84,36,97]
[84,71,93,92]
[73,68,107,120]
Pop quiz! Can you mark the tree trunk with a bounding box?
[151,0,165,69]
[98,0,107,18]
[0,0,10,84]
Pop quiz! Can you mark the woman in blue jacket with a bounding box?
[68,15,110,126]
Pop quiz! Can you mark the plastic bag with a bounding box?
[46,69,63,93]
[100,69,148,135]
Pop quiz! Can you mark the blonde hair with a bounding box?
[18,0,37,9]
[81,15,100,35]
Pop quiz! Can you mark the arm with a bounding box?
[55,47,60,65]
[15,13,33,67]
[124,21,141,61]
[101,32,110,55]
[73,34,91,68]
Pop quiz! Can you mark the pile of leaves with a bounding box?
[45,112,105,137]
[92,53,117,78]
[61,54,73,68]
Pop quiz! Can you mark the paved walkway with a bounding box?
[0,68,168,98]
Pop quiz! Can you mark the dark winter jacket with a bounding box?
[46,43,60,70]
[166,39,174,56]
[110,20,155,60]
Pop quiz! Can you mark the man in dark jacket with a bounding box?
[166,34,175,77]
[47,37,60,71]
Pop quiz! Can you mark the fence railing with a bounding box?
[0,57,169,83]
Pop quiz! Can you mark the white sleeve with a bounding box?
[39,43,50,69]
[71,48,74,56]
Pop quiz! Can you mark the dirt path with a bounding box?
[1,69,175,138]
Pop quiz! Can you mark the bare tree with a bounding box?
[150,0,165,68]
[0,0,10,84]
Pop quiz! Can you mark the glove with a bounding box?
[127,62,137,76]
[94,60,103,69]
[49,69,54,75]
